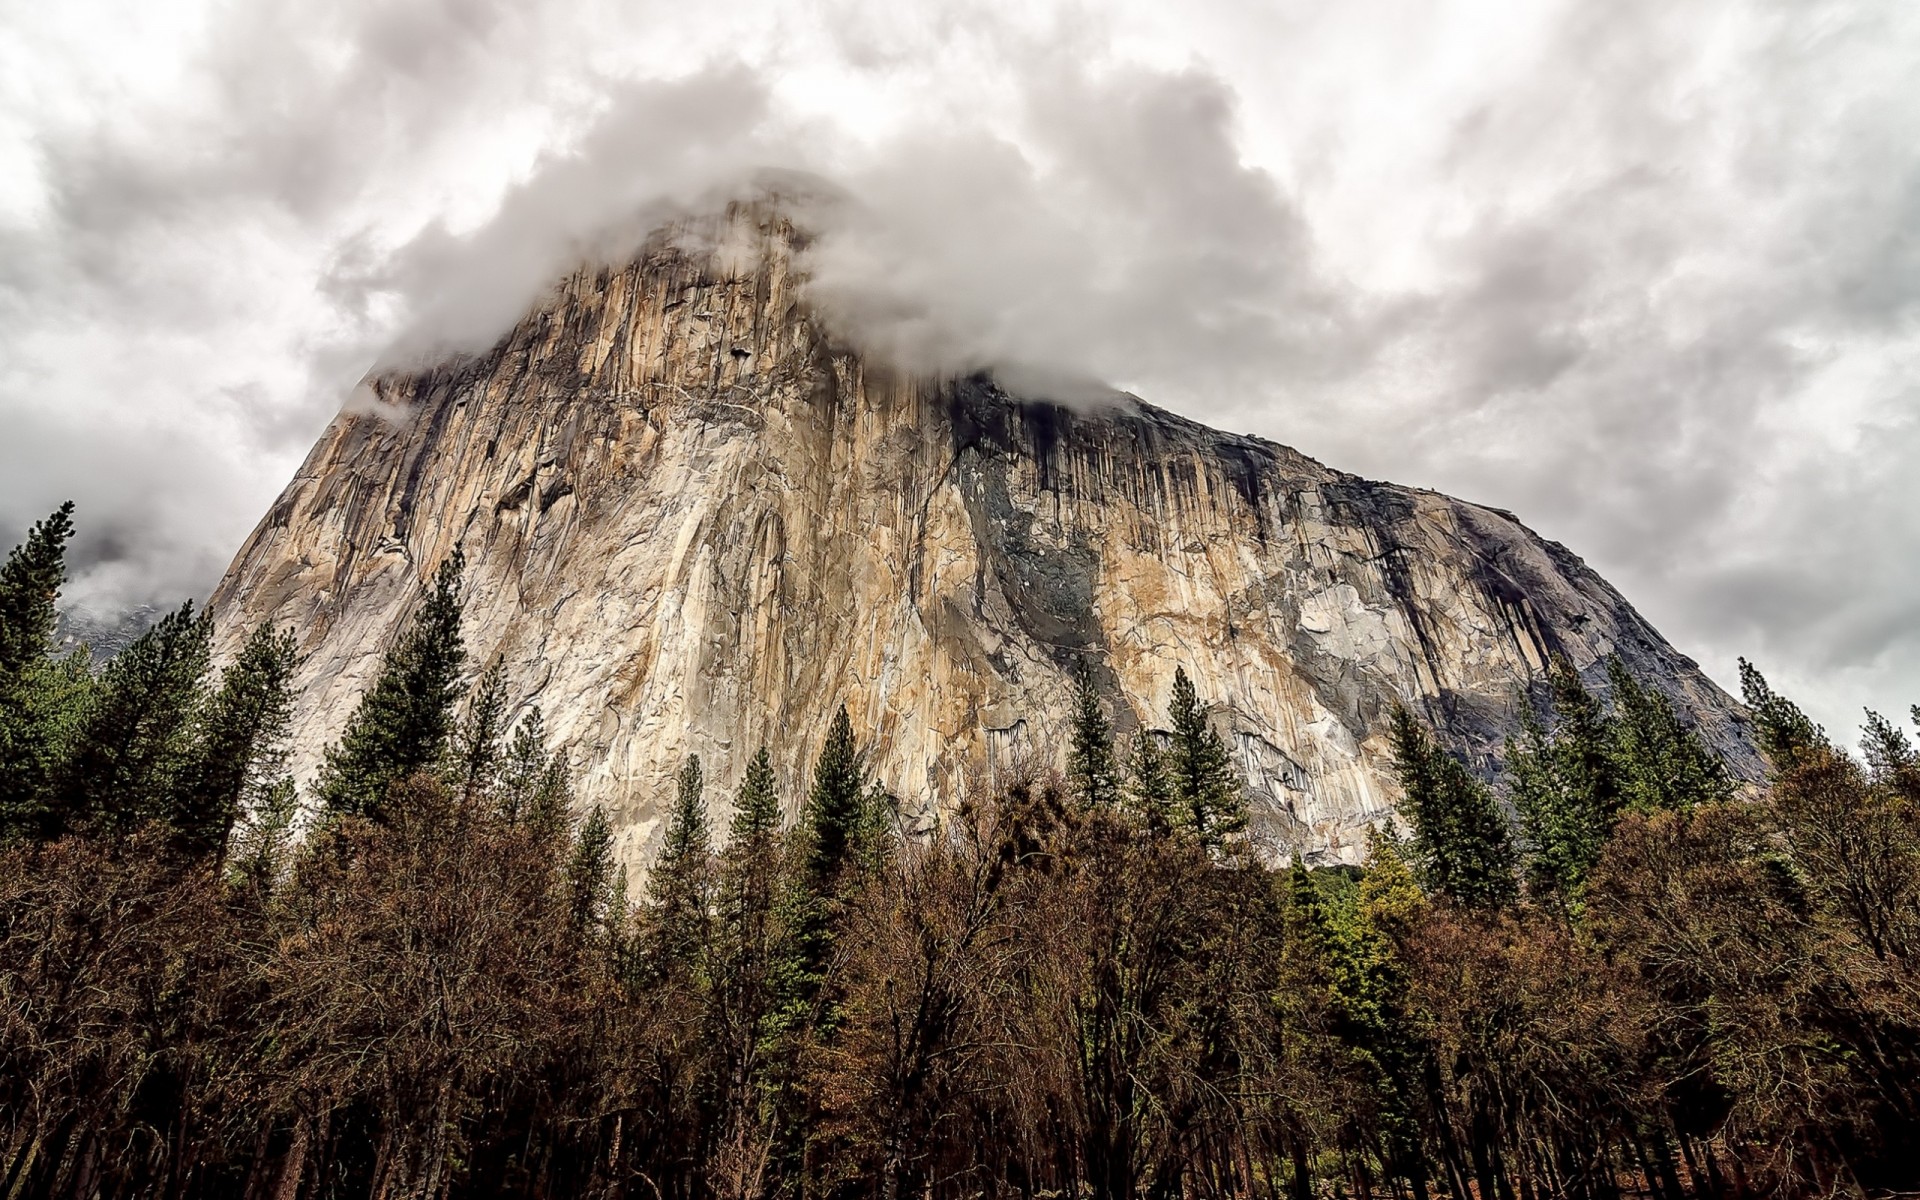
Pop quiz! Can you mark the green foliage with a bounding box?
[799,706,867,898]
[1166,666,1246,851]
[1740,656,1827,768]
[645,755,712,975]
[728,745,781,847]
[1388,705,1517,910]
[1066,671,1122,810]
[567,803,618,937]
[0,503,82,841]
[1125,728,1176,836]
[1606,656,1733,815]
[226,775,299,893]
[315,551,467,820]
[179,623,299,858]
[453,656,509,803]
[57,601,214,840]
[1509,657,1730,908]
[0,501,74,679]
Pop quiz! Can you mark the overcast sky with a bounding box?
[2,0,1916,745]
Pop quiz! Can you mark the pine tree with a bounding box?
[1066,671,1121,810]
[646,755,713,976]
[567,803,618,937]
[58,601,214,839]
[729,746,782,848]
[0,502,79,840]
[1506,707,1600,909]
[1605,656,1731,815]
[1739,657,1826,769]
[1860,709,1916,786]
[452,656,508,803]
[1545,659,1621,822]
[1126,728,1176,836]
[1166,666,1246,851]
[1388,705,1516,910]
[226,775,298,894]
[315,551,467,820]
[0,501,73,679]
[177,622,298,858]
[800,706,867,899]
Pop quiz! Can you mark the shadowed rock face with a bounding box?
[209,203,1758,867]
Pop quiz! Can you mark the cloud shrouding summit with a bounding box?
[2,0,1917,743]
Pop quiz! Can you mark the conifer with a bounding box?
[728,746,781,848]
[58,601,214,839]
[800,706,866,897]
[0,501,74,680]
[315,551,467,820]
[1739,657,1827,769]
[1388,705,1516,910]
[1066,671,1121,810]
[226,775,298,894]
[1126,728,1176,836]
[567,803,618,937]
[1166,667,1246,851]
[178,622,298,858]
[646,755,713,974]
[1604,656,1731,815]
[453,656,508,803]
[0,503,79,840]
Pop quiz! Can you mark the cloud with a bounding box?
[2,0,1918,745]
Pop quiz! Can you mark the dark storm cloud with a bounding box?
[2,0,1916,739]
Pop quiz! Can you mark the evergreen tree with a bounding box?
[226,775,298,894]
[315,551,467,820]
[1066,671,1121,810]
[1126,727,1176,836]
[453,656,508,803]
[177,623,298,858]
[567,803,618,938]
[800,706,867,899]
[646,755,713,975]
[1739,657,1827,769]
[0,502,79,840]
[1388,705,1516,910]
[1506,707,1601,909]
[0,501,73,679]
[58,601,214,839]
[728,746,782,848]
[1165,667,1245,851]
[1604,656,1731,815]
[1545,659,1621,821]
[712,747,785,1143]
[1860,708,1917,786]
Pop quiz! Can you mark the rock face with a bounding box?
[209,203,1756,866]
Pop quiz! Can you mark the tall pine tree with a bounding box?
[1604,656,1731,815]
[58,601,214,840]
[453,656,509,803]
[646,755,713,978]
[1388,705,1516,910]
[177,622,299,858]
[315,551,467,820]
[1066,671,1122,810]
[1126,728,1176,836]
[0,502,80,841]
[1166,666,1245,851]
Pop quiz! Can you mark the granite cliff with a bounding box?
[208,202,1757,866]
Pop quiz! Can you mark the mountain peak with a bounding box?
[211,211,1756,867]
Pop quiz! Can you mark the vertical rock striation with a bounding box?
[209,203,1757,866]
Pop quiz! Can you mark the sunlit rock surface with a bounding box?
[209,204,1757,868]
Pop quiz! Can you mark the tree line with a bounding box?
[1,505,1916,1200]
